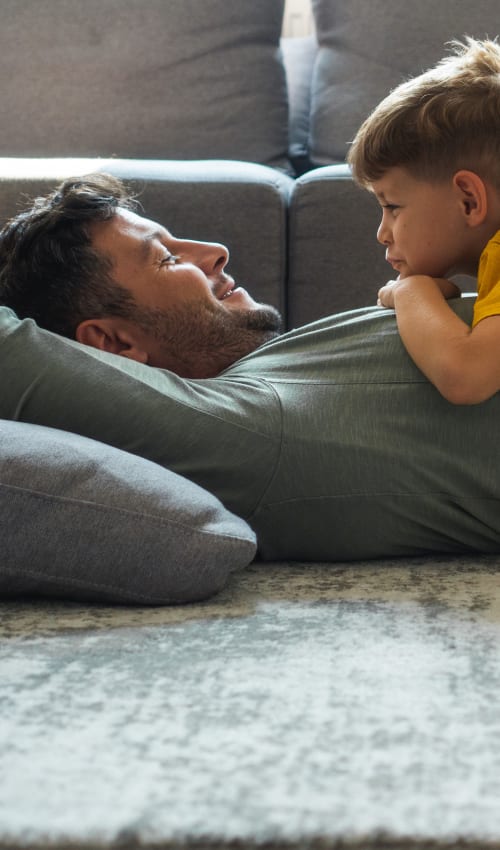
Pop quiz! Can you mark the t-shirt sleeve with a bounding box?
[472,237,500,327]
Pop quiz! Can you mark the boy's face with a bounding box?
[371,167,475,278]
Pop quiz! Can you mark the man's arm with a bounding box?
[378,275,500,405]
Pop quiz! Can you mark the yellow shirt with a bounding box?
[472,229,500,327]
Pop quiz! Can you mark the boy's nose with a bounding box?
[377,216,392,245]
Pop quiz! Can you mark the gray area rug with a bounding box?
[2,556,500,850]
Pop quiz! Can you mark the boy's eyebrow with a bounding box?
[367,184,387,203]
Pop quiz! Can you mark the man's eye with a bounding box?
[160,254,180,267]
[383,204,400,213]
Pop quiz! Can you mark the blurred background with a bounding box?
[282,0,314,37]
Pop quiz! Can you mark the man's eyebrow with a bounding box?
[140,230,166,263]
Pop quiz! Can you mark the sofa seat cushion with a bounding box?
[0,420,256,605]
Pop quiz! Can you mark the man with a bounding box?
[0,174,282,378]
[1,174,499,562]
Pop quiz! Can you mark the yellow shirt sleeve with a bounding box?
[472,235,500,327]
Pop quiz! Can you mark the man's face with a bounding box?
[87,209,281,376]
[371,167,477,279]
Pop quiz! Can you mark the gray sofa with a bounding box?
[0,0,499,605]
[3,0,494,326]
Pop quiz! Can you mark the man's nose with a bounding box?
[182,240,229,275]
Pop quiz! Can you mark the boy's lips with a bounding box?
[387,255,403,269]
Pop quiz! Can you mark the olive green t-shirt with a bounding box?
[1,297,499,561]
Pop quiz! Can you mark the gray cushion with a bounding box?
[310,0,500,166]
[282,35,318,175]
[288,164,389,325]
[287,164,477,325]
[0,420,256,605]
[0,0,289,169]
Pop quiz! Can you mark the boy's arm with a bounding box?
[378,275,500,404]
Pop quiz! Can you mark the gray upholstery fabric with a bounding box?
[0,158,293,320]
[287,165,475,326]
[0,0,289,169]
[309,0,500,166]
[287,164,388,325]
[0,420,256,604]
[281,36,318,175]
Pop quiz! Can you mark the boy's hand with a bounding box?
[377,279,400,308]
[377,276,461,308]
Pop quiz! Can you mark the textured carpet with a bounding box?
[2,556,500,849]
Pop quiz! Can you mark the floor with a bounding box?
[2,555,500,849]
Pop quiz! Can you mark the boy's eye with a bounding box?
[383,204,400,212]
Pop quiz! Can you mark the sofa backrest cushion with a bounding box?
[0,0,289,170]
[0,418,256,605]
[309,0,500,166]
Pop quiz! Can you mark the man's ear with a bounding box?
[75,318,149,364]
[453,170,488,226]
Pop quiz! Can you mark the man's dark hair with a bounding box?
[0,173,139,337]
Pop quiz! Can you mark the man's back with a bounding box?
[1,297,499,561]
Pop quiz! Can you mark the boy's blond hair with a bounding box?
[348,38,500,189]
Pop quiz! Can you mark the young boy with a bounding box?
[348,38,500,405]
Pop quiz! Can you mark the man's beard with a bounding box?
[132,300,282,378]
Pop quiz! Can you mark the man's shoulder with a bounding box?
[224,299,477,384]
[225,307,389,376]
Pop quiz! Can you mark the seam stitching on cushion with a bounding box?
[0,481,252,541]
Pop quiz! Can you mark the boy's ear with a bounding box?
[453,170,488,226]
[75,318,149,364]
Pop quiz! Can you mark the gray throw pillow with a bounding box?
[0,420,256,605]
[310,0,499,166]
[0,0,289,169]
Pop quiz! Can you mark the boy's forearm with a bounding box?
[389,276,474,401]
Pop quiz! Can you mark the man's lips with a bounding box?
[213,274,255,304]
[215,277,237,300]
